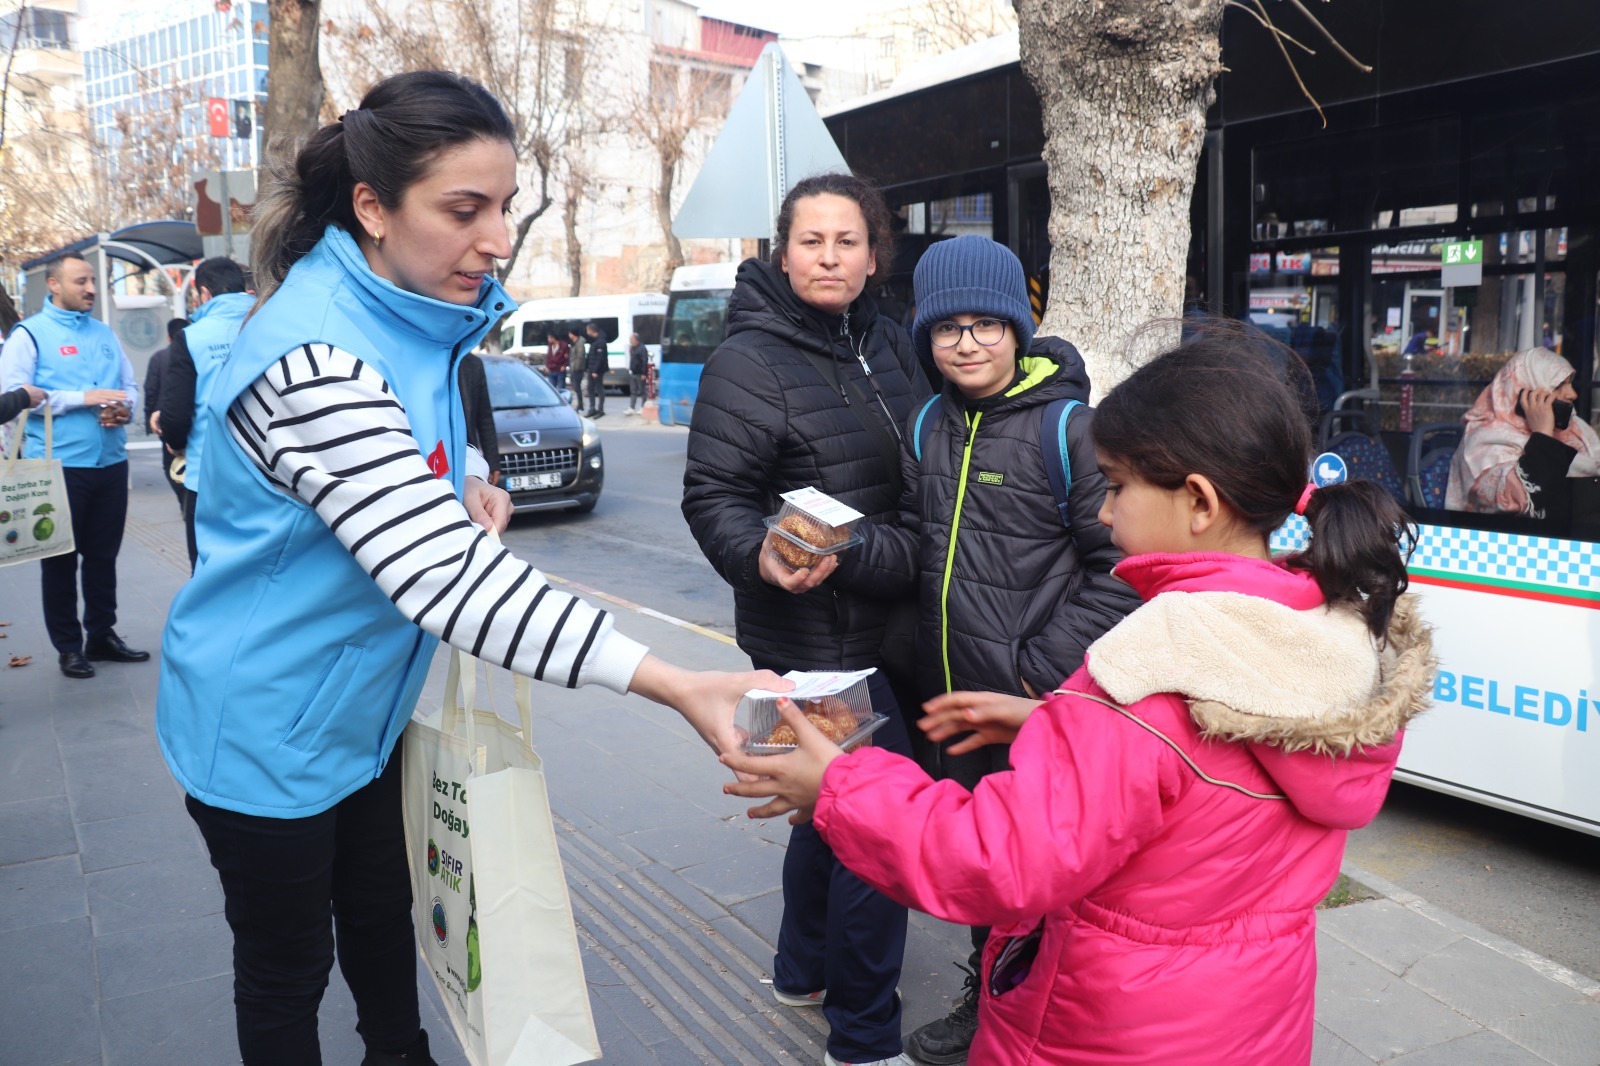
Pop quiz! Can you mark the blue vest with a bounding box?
[181,290,255,487]
[156,226,515,818]
[17,299,128,467]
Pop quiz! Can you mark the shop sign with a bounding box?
[1248,253,1272,274]
[1275,251,1311,274]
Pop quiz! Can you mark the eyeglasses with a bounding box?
[929,318,1008,349]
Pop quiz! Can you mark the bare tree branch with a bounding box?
[1222,1,1315,56]
[1286,0,1372,72]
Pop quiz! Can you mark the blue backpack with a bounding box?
[911,395,1085,529]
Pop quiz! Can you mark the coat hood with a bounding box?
[1086,552,1435,825]
[726,256,880,359]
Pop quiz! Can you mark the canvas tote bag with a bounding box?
[403,647,602,1066]
[1,406,75,568]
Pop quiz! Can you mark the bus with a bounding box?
[497,293,666,392]
[657,262,739,426]
[817,16,1600,836]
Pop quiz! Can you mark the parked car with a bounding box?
[480,354,603,513]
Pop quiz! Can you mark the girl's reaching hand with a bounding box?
[919,690,1043,755]
[720,698,846,823]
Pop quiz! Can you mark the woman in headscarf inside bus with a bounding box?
[1445,347,1600,522]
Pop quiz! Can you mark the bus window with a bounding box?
[663,290,734,363]
[634,313,664,345]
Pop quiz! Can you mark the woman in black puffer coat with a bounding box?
[682,173,929,1066]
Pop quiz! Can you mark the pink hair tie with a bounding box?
[1294,483,1316,516]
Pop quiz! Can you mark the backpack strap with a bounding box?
[1040,398,1083,529]
[911,395,940,463]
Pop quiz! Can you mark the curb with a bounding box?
[1340,859,1600,1000]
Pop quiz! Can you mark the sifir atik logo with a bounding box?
[426,441,449,479]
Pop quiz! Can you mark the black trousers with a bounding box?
[586,372,605,414]
[628,373,647,411]
[39,461,127,654]
[187,753,420,1065]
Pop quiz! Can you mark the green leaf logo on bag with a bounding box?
[466,917,482,991]
[427,839,440,876]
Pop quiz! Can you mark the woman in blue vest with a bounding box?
[156,71,783,1066]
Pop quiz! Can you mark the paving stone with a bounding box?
[727,888,788,952]
[1318,898,1462,975]
[52,705,155,750]
[1312,1024,1377,1065]
[625,818,760,871]
[85,856,223,936]
[1315,938,1480,1060]
[1496,1000,1600,1066]
[60,738,182,824]
[0,793,76,865]
[99,973,238,1066]
[76,809,206,873]
[0,916,99,1064]
[1405,937,1590,1026]
[95,912,232,1001]
[680,842,788,906]
[0,854,87,932]
[0,714,65,804]
[1388,1028,1554,1065]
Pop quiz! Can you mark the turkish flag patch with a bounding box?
[58,345,78,356]
[426,440,449,479]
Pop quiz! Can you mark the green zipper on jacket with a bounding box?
[940,409,982,692]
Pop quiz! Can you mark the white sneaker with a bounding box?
[823,1054,914,1066]
[773,985,826,1007]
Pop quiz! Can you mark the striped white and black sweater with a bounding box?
[226,343,648,692]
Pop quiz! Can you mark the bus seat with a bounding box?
[1325,429,1407,506]
[1406,422,1464,509]
[1318,406,1380,446]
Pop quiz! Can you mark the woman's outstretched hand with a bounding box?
[627,656,791,760]
[919,690,1043,755]
[465,475,514,533]
[721,698,846,823]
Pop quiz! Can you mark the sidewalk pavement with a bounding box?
[3,447,1599,1066]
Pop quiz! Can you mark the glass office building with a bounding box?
[84,2,269,172]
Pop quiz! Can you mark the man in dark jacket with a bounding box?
[566,325,586,413]
[624,332,649,415]
[458,352,501,485]
[144,317,189,507]
[582,321,608,418]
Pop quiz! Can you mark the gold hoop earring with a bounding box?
[372,231,382,247]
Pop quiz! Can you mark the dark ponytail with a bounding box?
[1092,317,1414,639]
[1290,481,1414,638]
[252,70,514,299]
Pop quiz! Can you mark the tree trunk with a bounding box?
[562,183,583,297]
[655,153,683,294]
[1017,0,1223,396]
[265,0,325,149]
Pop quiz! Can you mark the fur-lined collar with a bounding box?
[1087,586,1435,757]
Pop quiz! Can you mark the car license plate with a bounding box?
[508,472,563,491]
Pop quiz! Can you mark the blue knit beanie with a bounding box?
[911,235,1035,363]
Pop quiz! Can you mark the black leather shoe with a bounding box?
[58,651,95,679]
[84,632,150,663]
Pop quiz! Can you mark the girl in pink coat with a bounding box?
[725,322,1436,1065]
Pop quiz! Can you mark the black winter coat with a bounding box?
[682,257,931,669]
[583,335,608,376]
[837,338,1139,699]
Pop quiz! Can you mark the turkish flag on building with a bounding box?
[206,98,230,138]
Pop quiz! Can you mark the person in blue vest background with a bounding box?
[156,256,254,569]
[155,70,787,1066]
[0,251,149,679]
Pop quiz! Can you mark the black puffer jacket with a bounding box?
[682,257,930,669]
[837,338,1140,698]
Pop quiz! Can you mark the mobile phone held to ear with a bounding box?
[1515,390,1527,420]
[1554,399,1574,431]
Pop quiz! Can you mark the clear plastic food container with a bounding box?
[765,487,866,568]
[737,669,887,754]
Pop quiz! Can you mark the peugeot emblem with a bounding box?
[511,431,539,448]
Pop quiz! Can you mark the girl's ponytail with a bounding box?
[1293,480,1416,639]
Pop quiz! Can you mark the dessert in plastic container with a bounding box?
[737,668,888,754]
[765,487,866,568]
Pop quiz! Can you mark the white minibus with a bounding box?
[499,293,667,392]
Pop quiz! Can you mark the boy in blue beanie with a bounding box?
[833,235,1139,1063]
